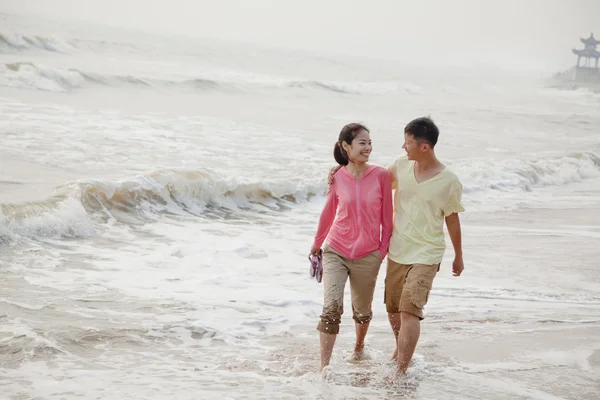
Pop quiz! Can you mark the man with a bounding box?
[385,117,464,376]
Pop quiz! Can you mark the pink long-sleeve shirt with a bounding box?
[312,165,393,260]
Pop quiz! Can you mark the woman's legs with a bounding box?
[319,331,337,369]
[348,250,382,359]
[316,248,349,370]
[353,320,371,355]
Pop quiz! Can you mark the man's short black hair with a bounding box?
[404,117,439,148]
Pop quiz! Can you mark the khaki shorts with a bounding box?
[384,259,439,319]
[317,245,383,335]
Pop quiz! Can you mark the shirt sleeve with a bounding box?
[379,170,394,259]
[442,180,465,216]
[312,182,338,249]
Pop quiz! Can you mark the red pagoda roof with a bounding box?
[573,48,600,57]
[581,33,600,46]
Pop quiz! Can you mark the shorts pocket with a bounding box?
[411,279,431,309]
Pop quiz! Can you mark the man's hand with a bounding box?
[452,256,464,277]
[327,166,342,184]
[310,247,322,257]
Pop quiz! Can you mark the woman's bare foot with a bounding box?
[320,365,334,381]
[346,349,371,363]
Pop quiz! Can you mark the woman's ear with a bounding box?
[341,141,350,153]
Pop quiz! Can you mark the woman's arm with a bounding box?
[311,183,338,253]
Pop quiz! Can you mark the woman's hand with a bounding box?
[310,247,322,257]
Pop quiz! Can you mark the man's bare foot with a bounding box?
[382,369,405,386]
[382,367,407,385]
[389,353,414,369]
[395,366,408,377]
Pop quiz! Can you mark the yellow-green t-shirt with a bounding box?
[388,156,465,265]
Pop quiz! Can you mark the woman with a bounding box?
[311,122,393,370]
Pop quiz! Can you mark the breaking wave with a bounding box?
[0,61,422,95]
[0,169,323,241]
[0,33,75,53]
[457,151,600,193]
[0,62,174,93]
[1,152,599,241]
[433,286,600,305]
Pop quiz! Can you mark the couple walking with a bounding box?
[310,117,464,377]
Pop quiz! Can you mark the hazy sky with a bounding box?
[2,0,599,72]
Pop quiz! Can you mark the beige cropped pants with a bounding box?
[317,245,383,335]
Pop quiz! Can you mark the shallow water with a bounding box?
[1,12,600,400]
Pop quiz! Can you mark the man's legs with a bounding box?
[395,312,421,374]
[384,259,409,360]
[384,261,438,374]
[388,312,401,360]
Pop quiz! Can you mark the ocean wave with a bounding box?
[433,287,600,305]
[0,61,422,95]
[0,169,323,241]
[0,62,225,93]
[0,62,159,93]
[75,169,320,214]
[0,197,96,241]
[287,79,422,95]
[2,152,598,241]
[0,33,74,53]
[457,151,600,194]
[0,328,64,366]
[287,80,354,94]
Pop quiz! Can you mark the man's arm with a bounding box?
[445,213,464,276]
[327,165,342,184]
[379,171,394,259]
[387,164,397,190]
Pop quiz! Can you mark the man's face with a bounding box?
[402,133,427,160]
